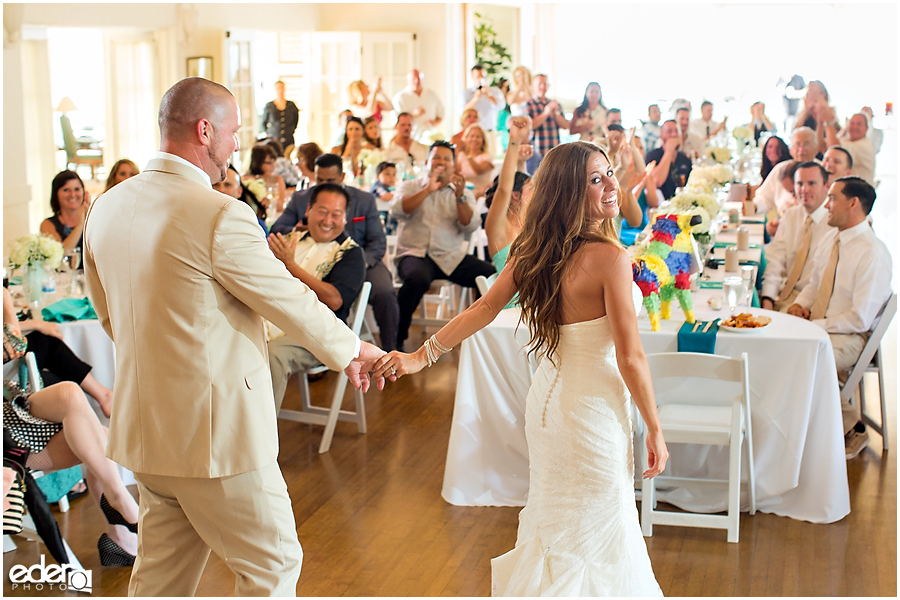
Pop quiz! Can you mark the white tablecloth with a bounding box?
[444,301,851,524]
[59,319,115,392]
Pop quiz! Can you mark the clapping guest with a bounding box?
[348,78,394,122]
[690,100,727,141]
[391,69,444,141]
[331,116,375,177]
[750,101,775,143]
[450,108,480,149]
[569,82,608,143]
[461,65,506,137]
[384,112,430,171]
[506,66,532,116]
[243,144,286,212]
[645,120,692,199]
[793,80,832,131]
[824,113,875,185]
[295,142,324,189]
[363,116,384,149]
[103,159,139,192]
[457,123,495,198]
[40,170,88,253]
[524,74,570,174]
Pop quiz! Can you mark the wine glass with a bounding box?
[66,249,82,271]
[723,276,743,314]
[740,265,755,307]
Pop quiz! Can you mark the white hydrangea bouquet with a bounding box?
[672,187,720,220]
[244,178,267,203]
[705,146,732,164]
[359,148,386,170]
[732,125,753,141]
[8,233,64,269]
[689,164,733,189]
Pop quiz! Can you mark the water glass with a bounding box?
[741,265,755,307]
[723,276,743,314]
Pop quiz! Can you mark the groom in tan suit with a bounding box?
[83,78,385,596]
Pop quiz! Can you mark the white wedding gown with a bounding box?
[491,312,662,597]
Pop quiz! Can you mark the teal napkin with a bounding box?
[699,280,723,289]
[713,241,761,249]
[707,258,760,268]
[8,275,22,285]
[41,297,97,322]
[677,319,719,354]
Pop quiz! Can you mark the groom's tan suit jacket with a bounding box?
[84,156,358,478]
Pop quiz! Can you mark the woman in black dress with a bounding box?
[260,80,300,151]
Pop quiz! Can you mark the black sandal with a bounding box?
[100,494,138,534]
[98,533,135,567]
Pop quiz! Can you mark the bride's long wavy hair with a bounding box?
[510,141,621,365]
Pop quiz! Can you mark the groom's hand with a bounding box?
[344,341,387,392]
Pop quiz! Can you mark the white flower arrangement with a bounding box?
[672,187,720,219]
[710,163,733,185]
[244,178,267,202]
[9,233,64,269]
[688,164,732,189]
[705,146,732,164]
[684,205,712,233]
[358,148,386,170]
[424,130,446,144]
[732,125,753,140]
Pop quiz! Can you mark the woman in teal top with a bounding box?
[484,116,534,309]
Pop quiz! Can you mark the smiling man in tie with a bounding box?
[787,176,892,459]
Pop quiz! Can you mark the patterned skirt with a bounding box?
[3,391,62,454]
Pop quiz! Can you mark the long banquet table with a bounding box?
[442,216,851,524]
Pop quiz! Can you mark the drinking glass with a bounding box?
[741,265,755,307]
[723,276,743,314]
[66,249,81,271]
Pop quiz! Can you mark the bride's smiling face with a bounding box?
[585,152,618,221]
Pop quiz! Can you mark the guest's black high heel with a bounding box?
[98,533,135,567]
[100,494,138,534]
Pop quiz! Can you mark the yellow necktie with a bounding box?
[810,237,840,321]
[778,216,813,302]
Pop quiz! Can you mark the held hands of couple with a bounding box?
[371,348,427,381]
[344,341,389,392]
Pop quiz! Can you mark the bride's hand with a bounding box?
[373,348,428,380]
[642,429,668,479]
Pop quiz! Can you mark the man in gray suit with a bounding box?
[84,77,385,596]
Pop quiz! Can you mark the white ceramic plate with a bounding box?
[719,322,769,333]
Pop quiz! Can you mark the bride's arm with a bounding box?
[373,265,517,377]
[603,249,668,479]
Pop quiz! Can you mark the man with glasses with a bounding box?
[754,127,820,231]
[391,141,495,351]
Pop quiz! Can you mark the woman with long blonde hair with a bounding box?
[347,77,394,122]
[506,66,532,116]
[374,141,667,596]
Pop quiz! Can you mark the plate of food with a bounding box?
[719,312,772,333]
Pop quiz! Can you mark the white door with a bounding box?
[361,32,416,135]
[224,29,257,165]
[309,32,361,151]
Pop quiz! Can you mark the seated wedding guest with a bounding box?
[330,109,354,148]
[462,64,506,136]
[348,78,393,122]
[484,116,533,277]
[259,80,300,151]
[640,104,662,152]
[103,159,139,192]
[370,161,398,234]
[645,120,692,200]
[676,107,704,157]
[824,112,875,185]
[384,112,430,170]
[569,81,608,144]
[331,116,375,177]
[759,135,791,182]
[761,162,835,312]
[450,108,481,148]
[243,144,286,212]
[525,74,569,173]
[263,138,301,193]
[3,305,139,566]
[391,69,444,141]
[605,108,622,127]
[363,116,384,149]
[857,106,883,154]
[295,142,323,189]
[617,154,659,246]
[754,127,818,221]
[457,123,495,198]
[506,65,532,116]
[40,170,87,253]
[690,100,727,142]
[3,287,115,417]
[787,177,891,459]
[271,154,399,351]
[266,184,367,410]
[214,165,268,234]
[823,146,853,186]
[750,101,775,143]
[392,141,496,351]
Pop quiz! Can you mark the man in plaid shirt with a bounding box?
[524,74,570,174]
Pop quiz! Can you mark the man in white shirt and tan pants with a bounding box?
[788,176,892,460]
[761,162,835,312]
[84,77,386,596]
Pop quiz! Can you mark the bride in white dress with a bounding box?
[374,139,668,597]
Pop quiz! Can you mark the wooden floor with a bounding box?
[3,324,897,597]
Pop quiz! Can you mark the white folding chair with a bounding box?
[641,352,755,543]
[3,352,84,569]
[277,282,372,454]
[841,293,896,451]
[475,275,492,297]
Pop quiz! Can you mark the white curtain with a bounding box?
[104,33,159,172]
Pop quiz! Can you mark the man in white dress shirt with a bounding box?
[822,146,853,186]
[675,107,704,158]
[384,112,430,169]
[392,69,444,141]
[788,176,892,459]
[689,100,726,143]
[760,162,835,312]
[754,126,819,233]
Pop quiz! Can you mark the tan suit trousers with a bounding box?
[830,332,868,434]
[129,461,302,597]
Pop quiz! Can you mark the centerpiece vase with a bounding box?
[23,260,45,303]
